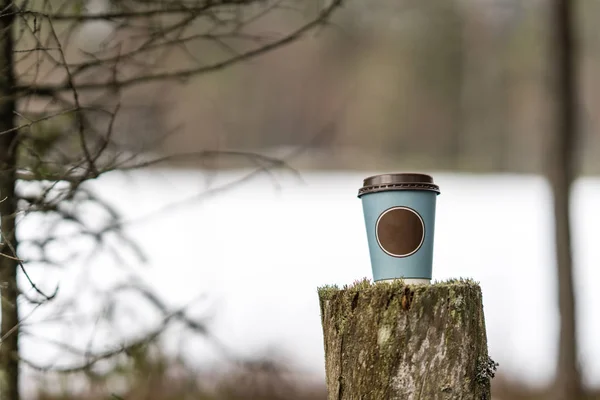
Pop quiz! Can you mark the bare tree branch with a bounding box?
[16,0,342,95]
[20,281,233,373]
[0,0,344,397]
[10,1,253,22]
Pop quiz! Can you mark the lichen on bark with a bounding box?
[318,279,493,400]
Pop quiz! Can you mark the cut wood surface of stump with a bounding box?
[318,279,495,400]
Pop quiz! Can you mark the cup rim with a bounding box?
[358,173,440,197]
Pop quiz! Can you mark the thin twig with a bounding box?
[46,8,98,176]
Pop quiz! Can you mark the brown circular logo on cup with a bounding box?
[376,206,425,257]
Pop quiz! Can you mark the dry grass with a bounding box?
[32,354,327,400]
[491,375,600,400]
[31,353,600,400]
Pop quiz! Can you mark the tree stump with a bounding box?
[318,279,496,400]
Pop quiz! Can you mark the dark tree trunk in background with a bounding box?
[0,2,19,399]
[549,0,583,398]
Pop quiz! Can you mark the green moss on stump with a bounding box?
[318,279,493,400]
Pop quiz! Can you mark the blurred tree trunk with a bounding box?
[461,4,498,171]
[548,0,583,398]
[0,1,20,399]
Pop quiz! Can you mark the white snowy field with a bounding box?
[15,169,600,389]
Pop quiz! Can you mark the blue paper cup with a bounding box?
[358,173,440,284]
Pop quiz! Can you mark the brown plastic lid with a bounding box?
[358,173,440,197]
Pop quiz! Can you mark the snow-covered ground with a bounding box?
[16,170,600,389]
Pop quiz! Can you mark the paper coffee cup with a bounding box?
[358,173,440,283]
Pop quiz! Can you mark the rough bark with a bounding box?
[0,2,20,399]
[318,279,494,400]
[548,0,583,398]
